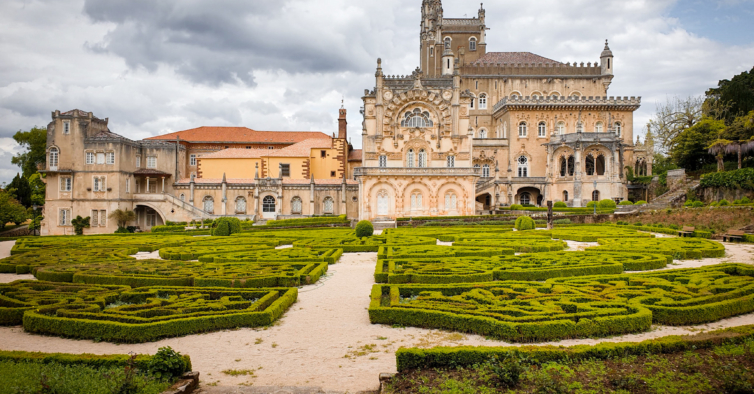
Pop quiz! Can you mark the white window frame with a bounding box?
[595,122,604,133]
[418,149,427,168]
[538,122,547,137]
[49,148,59,170]
[557,121,566,135]
[60,176,72,192]
[479,94,487,109]
[86,152,94,165]
[147,156,157,169]
[63,121,70,135]
[59,209,71,226]
[615,122,622,137]
[93,177,101,192]
[478,129,487,139]
[190,154,197,166]
[407,149,415,168]
[469,37,477,51]
[517,156,529,178]
[446,155,455,168]
[136,156,141,168]
[482,164,490,178]
[106,152,115,165]
[518,122,528,137]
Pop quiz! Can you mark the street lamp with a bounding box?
[593,180,597,215]
[31,204,39,236]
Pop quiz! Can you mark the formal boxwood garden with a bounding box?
[369,264,754,342]
[588,237,725,260]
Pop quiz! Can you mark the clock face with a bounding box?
[383,91,394,101]
[442,90,453,101]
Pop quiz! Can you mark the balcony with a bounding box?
[509,177,548,184]
[472,138,509,147]
[354,167,481,177]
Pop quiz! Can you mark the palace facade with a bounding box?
[355,0,651,221]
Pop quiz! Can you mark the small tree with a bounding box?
[0,191,27,230]
[109,209,136,230]
[355,220,374,237]
[514,216,536,231]
[211,217,241,236]
[71,216,91,235]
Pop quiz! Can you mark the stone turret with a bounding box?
[601,39,614,76]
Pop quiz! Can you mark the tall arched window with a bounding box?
[418,149,427,168]
[323,197,334,214]
[203,196,214,214]
[401,109,433,128]
[518,122,527,137]
[482,164,490,178]
[446,155,455,168]
[49,148,59,170]
[291,197,303,214]
[563,191,569,202]
[410,192,423,210]
[560,157,567,177]
[585,155,595,176]
[567,156,575,176]
[556,121,565,135]
[596,155,606,176]
[445,192,457,211]
[520,192,531,205]
[262,196,276,213]
[469,37,477,51]
[592,190,600,202]
[180,194,185,202]
[538,122,546,137]
[517,156,529,177]
[407,149,415,168]
[478,129,487,139]
[478,94,487,109]
[235,196,247,214]
[595,122,604,133]
[615,122,622,137]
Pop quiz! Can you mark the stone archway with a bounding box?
[515,187,542,207]
[134,203,166,231]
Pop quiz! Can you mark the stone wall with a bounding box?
[699,187,754,202]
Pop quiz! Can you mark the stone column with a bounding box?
[146,178,150,194]
[309,175,315,215]
[221,173,227,216]
[161,177,165,194]
[573,145,583,207]
[189,175,195,203]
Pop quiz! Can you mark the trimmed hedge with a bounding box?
[265,215,349,227]
[395,323,754,371]
[369,264,754,343]
[589,237,725,260]
[294,235,437,253]
[514,216,536,230]
[0,350,191,376]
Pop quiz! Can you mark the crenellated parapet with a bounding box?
[493,96,641,114]
[460,61,605,77]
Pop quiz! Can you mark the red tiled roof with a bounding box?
[176,178,357,185]
[199,139,333,160]
[473,52,562,65]
[348,149,362,161]
[146,126,329,144]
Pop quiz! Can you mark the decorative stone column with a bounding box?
[573,144,583,207]
[189,175,195,204]
[221,173,227,216]
[309,175,315,215]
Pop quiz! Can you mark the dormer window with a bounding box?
[401,109,433,128]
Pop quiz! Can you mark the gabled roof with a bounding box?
[199,138,333,160]
[145,126,329,144]
[473,52,562,65]
[87,130,134,143]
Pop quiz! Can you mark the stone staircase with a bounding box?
[643,179,701,210]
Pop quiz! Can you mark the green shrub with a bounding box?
[710,201,719,207]
[266,215,349,228]
[514,216,536,230]
[597,199,617,209]
[510,204,524,210]
[212,221,230,236]
[71,216,91,236]
[720,199,730,206]
[635,200,648,205]
[586,201,596,208]
[356,220,374,237]
[553,202,567,208]
[700,168,754,190]
[148,347,188,379]
[742,197,752,204]
[619,200,634,205]
[115,227,130,234]
[212,217,241,236]
[693,201,705,208]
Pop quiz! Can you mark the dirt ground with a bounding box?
[0,235,753,392]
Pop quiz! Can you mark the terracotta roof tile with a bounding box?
[199,139,333,160]
[146,126,329,144]
[176,178,357,185]
[348,149,362,161]
[473,52,562,65]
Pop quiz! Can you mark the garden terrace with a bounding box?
[369,264,754,342]
[588,237,725,259]
[3,281,297,343]
[0,248,138,275]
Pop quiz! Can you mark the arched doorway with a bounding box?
[262,195,276,219]
[134,204,166,231]
[516,187,542,207]
[377,191,389,217]
[475,193,492,210]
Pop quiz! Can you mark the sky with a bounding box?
[0,0,753,185]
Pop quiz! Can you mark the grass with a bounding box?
[384,338,754,394]
[0,360,170,394]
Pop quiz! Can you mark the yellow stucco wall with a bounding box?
[199,158,261,179]
[264,157,307,179]
[310,148,342,179]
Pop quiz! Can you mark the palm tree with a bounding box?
[108,209,136,229]
[707,140,733,172]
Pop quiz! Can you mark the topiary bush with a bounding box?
[587,201,596,208]
[211,217,241,236]
[514,216,536,231]
[553,201,567,208]
[355,220,374,238]
[598,199,617,209]
[148,347,188,379]
[693,201,705,208]
[742,197,752,204]
[619,201,634,206]
[719,199,730,206]
[510,204,524,210]
[114,227,129,234]
[635,200,647,205]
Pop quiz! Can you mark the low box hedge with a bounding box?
[265,215,349,227]
[0,350,192,375]
[589,237,725,260]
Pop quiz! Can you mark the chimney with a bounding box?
[338,107,347,140]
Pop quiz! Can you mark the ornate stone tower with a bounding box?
[420,0,443,77]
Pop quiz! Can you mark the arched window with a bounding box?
[379,155,387,168]
[615,122,622,137]
[235,196,247,214]
[568,156,575,176]
[262,196,276,213]
[445,192,457,211]
[482,164,490,178]
[469,37,477,51]
[291,197,303,214]
[407,149,415,168]
[401,109,433,128]
[585,155,595,176]
[377,191,389,216]
[556,121,566,135]
[563,191,569,202]
[446,155,455,168]
[570,92,582,98]
[418,149,427,168]
[560,157,567,177]
[576,122,584,133]
[180,194,185,202]
[478,129,487,139]
[479,94,487,109]
[595,122,604,133]
[531,92,542,100]
[49,148,59,170]
[323,197,334,214]
[517,156,529,178]
[538,122,546,137]
[520,192,531,205]
[592,190,600,202]
[203,196,214,214]
[410,192,423,210]
[518,122,527,137]
[596,155,606,176]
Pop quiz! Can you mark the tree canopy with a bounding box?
[705,66,754,124]
[7,174,32,208]
[0,191,28,230]
[11,127,47,179]
[670,117,725,171]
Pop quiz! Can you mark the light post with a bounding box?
[31,204,39,236]
[593,180,597,215]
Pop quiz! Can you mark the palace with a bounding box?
[355,0,650,221]
[40,0,651,235]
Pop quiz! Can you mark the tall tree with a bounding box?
[648,96,704,153]
[8,174,31,208]
[0,191,28,230]
[28,173,46,206]
[108,209,136,229]
[11,127,47,179]
[670,117,725,171]
[705,67,754,124]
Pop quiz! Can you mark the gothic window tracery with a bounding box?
[407,149,415,168]
[235,196,247,214]
[379,155,387,168]
[291,197,303,214]
[556,121,566,135]
[446,155,455,168]
[478,129,487,139]
[445,192,457,211]
[323,197,334,214]
[262,196,275,213]
[482,164,490,178]
[418,149,427,168]
[520,192,531,205]
[517,156,529,178]
[410,192,423,211]
[401,108,433,128]
[585,155,595,176]
[203,196,214,214]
